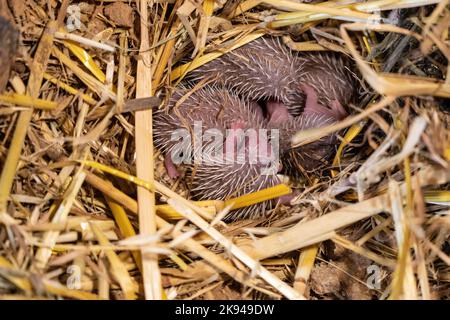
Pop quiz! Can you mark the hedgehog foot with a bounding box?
[267,100,292,125]
[276,190,299,205]
[164,153,180,179]
[329,100,348,120]
[300,84,347,120]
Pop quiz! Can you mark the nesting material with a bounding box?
[0,0,449,301]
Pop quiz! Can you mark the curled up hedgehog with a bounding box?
[153,36,358,220]
[153,87,284,220]
[188,36,357,177]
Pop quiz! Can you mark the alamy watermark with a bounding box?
[66,4,83,32]
[168,121,280,175]
[66,265,82,290]
[366,264,382,290]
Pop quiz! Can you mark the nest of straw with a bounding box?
[0,0,449,300]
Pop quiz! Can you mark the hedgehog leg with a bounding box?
[300,84,344,120]
[276,193,296,205]
[329,100,348,120]
[300,83,329,115]
[164,153,180,179]
[267,100,292,125]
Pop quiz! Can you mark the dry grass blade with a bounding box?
[1,0,449,301]
[232,0,378,21]
[294,245,319,295]
[85,172,273,295]
[106,198,142,271]
[90,223,138,299]
[52,47,116,102]
[57,31,116,53]
[83,165,290,220]
[292,96,396,147]
[0,20,57,216]
[34,170,86,269]
[0,93,57,110]
[243,167,450,261]
[171,31,265,80]
[134,0,161,300]
[341,22,450,98]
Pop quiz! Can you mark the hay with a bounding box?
[0,0,449,300]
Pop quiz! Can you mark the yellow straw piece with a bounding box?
[157,200,223,220]
[81,160,154,192]
[0,256,100,299]
[424,190,450,205]
[224,184,292,210]
[63,40,106,83]
[81,160,292,215]
[106,199,168,299]
[0,256,32,293]
[0,93,58,110]
[331,122,364,177]
[107,199,138,246]
[43,73,97,105]
[228,0,262,18]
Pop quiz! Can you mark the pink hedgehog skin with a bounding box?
[153,86,344,219]
[153,87,283,220]
[188,36,356,117]
[188,36,355,177]
[268,84,347,177]
[297,52,356,110]
[153,36,358,218]
[189,124,283,220]
[153,86,267,172]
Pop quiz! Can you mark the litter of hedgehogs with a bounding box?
[153,36,359,221]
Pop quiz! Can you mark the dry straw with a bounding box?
[0,0,449,301]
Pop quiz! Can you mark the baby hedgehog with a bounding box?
[188,36,356,177]
[267,84,345,177]
[153,87,283,220]
[187,36,356,117]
